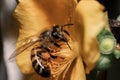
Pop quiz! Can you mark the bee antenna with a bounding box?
[61,24,73,31]
[64,24,73,26]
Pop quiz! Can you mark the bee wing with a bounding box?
[9,35,40,60]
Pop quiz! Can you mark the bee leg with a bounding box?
[44,47,51,52]
[50,54,58,59]
[54,43,61,48]
[37,51,48,61]
[66,42,72,50]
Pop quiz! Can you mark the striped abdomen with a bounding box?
[31,46,51,77]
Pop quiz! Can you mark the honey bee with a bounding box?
[9,24,73,78]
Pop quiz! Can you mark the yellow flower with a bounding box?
[13,0,108,80]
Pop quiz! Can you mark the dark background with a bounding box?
[0,27,8,80]
[0,1,8,80]
[98,0,120,19]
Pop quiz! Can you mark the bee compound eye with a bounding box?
[52,32,60,39]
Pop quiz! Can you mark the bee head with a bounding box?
[52,24,66,41]
[51,24,73,50]
[52,24,73,40]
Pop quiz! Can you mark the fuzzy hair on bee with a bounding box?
[9,24,73,78]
